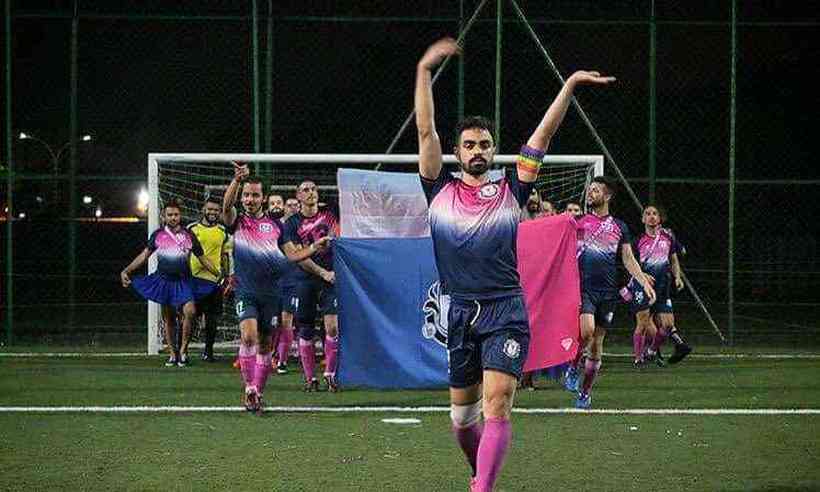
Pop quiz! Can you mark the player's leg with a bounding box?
[564,310,595,392]
[294,280,320,391]
[657,309,691,364]
[250,301,277,413]
[201,289,221,361]
[633,309,654,367]
[276,307,295,374]
[161,304,179,366]
[577,298,615,408]
[320,283,340,391]
[178,301,196,366]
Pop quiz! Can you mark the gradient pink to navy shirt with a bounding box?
[147,227,203,277]
[231,212,289,297]
[576,214,631,295]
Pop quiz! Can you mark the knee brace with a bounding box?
[450,399,483,428]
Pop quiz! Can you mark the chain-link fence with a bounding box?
[1,1,818,350]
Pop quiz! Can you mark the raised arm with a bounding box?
[621,244,656,305]
[416,37,461,180]
[520,71,616,183]
[222,161,248,226]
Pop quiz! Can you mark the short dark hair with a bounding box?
[164,198,183,211]
[643,203,667,223]
[204,195,221,207]
[454,115,495,146]
[591,175,617,197]
[241,176,265,194]
[566,200,581,208]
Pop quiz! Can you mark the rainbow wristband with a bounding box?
[516,145,545,174]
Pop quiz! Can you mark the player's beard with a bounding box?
[461,157,489,177]
[269,209,285,219]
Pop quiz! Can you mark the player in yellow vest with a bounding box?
[188,196,230,361]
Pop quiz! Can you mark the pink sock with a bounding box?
[652,328,668,352]
[580,358,602,395]
[453,421,483,477]
[270,331,280,360]
[277,329,293,365]
[253,352,273,394]
[238,344,258,387]
[323,336,339,377]
[474,417,511,492]
[298,338,316,382]
[633,332,645,361]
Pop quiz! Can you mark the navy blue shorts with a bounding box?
[581,290,619,329]
[447,295,530,389]
[279,282,298,314]
[234,293,279,335]
[626,280,674,315]
[293,278,337,320]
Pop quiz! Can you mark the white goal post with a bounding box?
[145,153,604,354]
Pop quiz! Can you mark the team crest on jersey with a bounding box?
[259,223,273,233]
[503,339,520,359]
[635,290,644,304]
[478,183,500,200]
[421,281,449,348]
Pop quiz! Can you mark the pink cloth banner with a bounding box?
[517,214,580,372]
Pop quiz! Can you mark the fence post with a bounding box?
[68,0,79,331]
[494,0,503,149]
[648,0,657,203]
[728,0,737,346]
[4,0,13,345]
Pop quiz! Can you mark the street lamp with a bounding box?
[18,131,93,175]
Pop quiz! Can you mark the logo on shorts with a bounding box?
[605,312,614,324]
[235,300,245,317]
[421,281,449,348]
[259,223,273,233]
[666,298,673,308]
[503,339,521,359]
[478,183,500,200]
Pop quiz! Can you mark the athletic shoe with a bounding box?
[668,344,692,365]
[276,362,288,375]
[633,359,647,370]
[575,392,592,409]
[563,366,580,393]
[177,354,189,367]
[165,356,178,367]
[324,374,339,393]
[201,351,216,362]
[303,378,320,393]
[244,386,261,413]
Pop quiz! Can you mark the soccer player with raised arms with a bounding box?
[415,36,614,491]
[222,163,329,413]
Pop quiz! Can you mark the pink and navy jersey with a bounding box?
[634,228,681,294]
[576,214,631,295]
[282,209,339,272]
[147,226,204,277]
[421,165,534,301]
[230,212,289,297]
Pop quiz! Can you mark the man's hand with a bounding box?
[567,70,616,87]
[320,270,335,285]
[418,37,461,71]
[675,276,684,291]
[232,161,250,181]
[643,281,657,305]
[120,271,131,288]
[311,236,332,254]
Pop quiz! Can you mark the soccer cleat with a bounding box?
[563,366,580,393]
[244,386,261,413]
[177,353,189,367]
[575,392,592,409]
[276,362,288,375]
[324,374,339,393]
[633,359,646,370]
[201,351,216,362]
[303,378,320,393]
[165,356,178,367]
[668,344,692,365]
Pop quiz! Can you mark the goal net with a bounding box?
[145,153,603,354]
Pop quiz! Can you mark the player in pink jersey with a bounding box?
[416,36,615,491]
[628,205,691,365]
[222,163,330,413]
[121,199,220,366]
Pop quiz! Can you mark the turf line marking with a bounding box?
[0,406,818,415]
[2,351,820,359]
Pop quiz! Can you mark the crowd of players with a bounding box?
[119,34,693,492]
